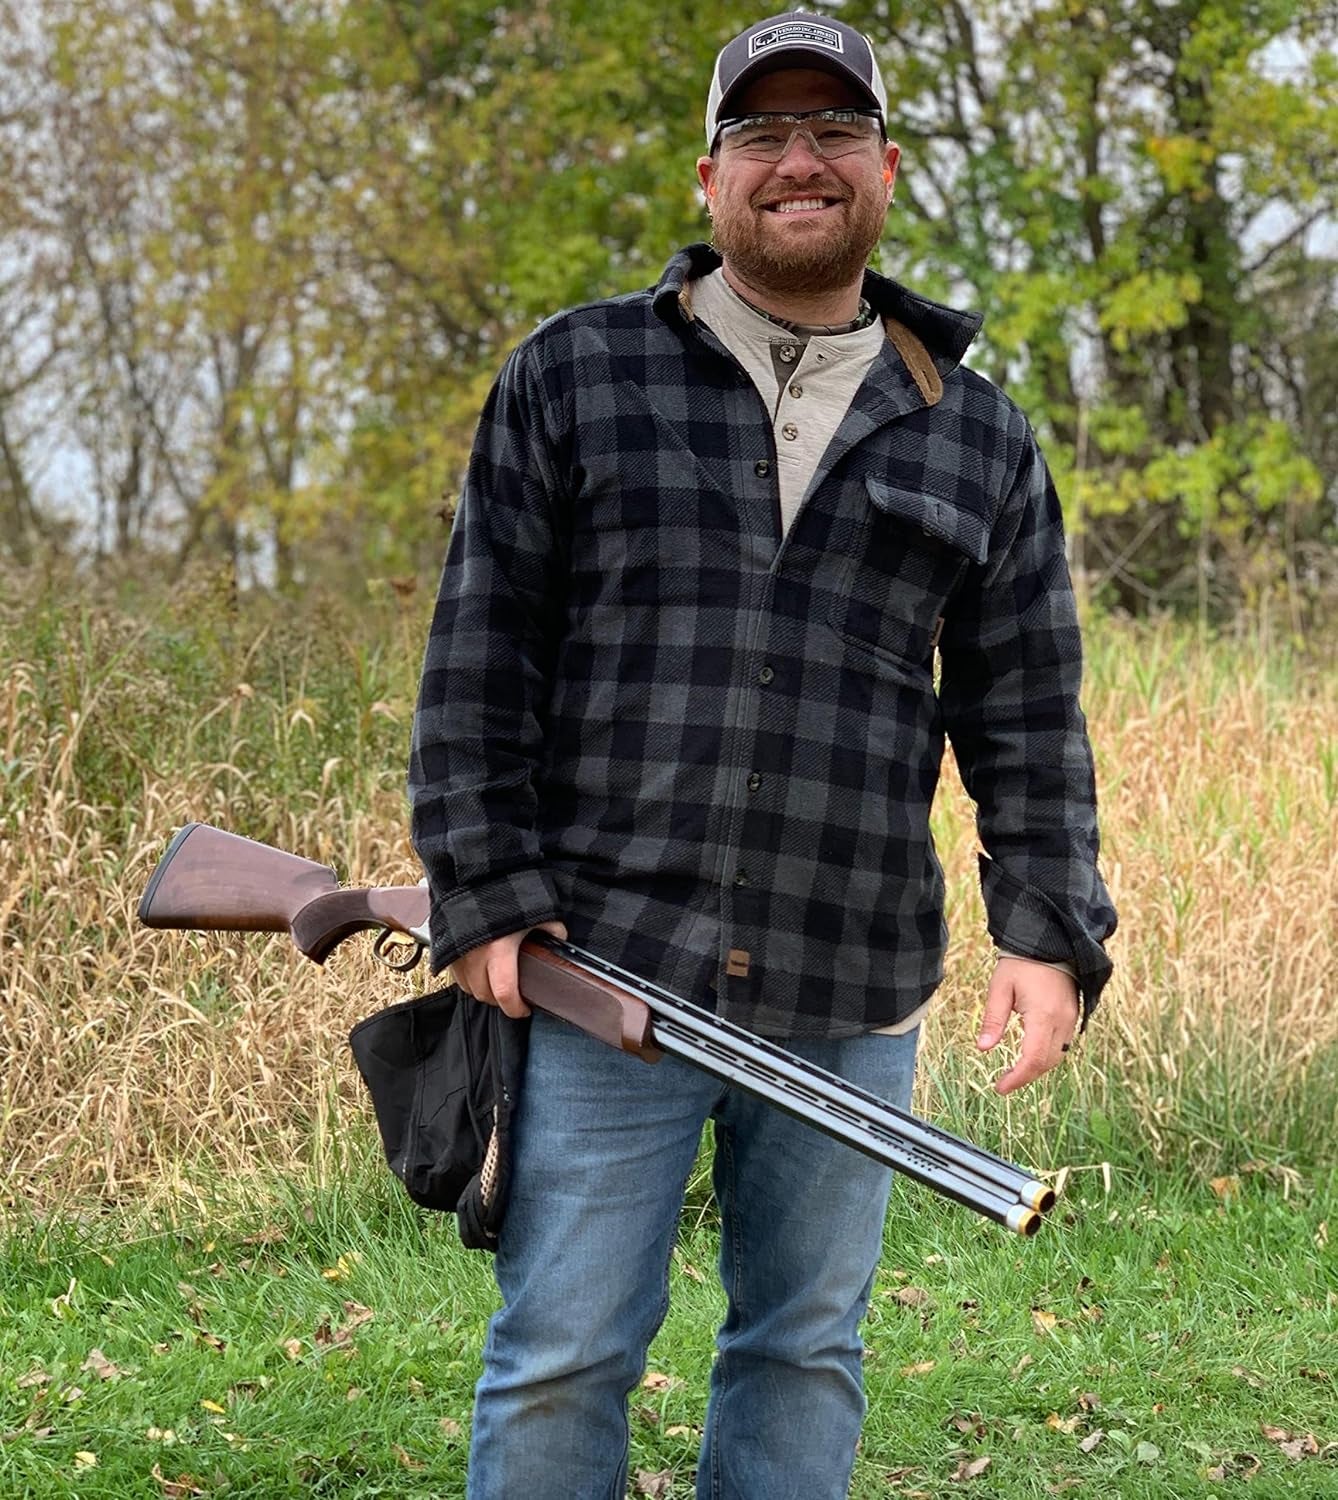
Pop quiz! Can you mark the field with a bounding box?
[1,565,1335,1496]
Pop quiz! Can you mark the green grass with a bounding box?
[2,1156,1334,1498]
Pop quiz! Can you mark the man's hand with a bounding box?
[452,920,569,1019]
[976,956,1080,1095]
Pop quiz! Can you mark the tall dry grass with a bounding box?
[1,563,1334,1209]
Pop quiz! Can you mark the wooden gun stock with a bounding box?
[138,822,429,963]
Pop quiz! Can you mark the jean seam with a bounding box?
[709,1124,743,1500]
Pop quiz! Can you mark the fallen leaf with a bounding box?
[1231,1365,1264,1389]
[948,1413,986,1439]
[673,1251,706,1284]
[1010,1353,1033,1377]
[664,1424,697,1438]
[642,1370,684,1392]
[1206,1453,1261,1481]
[1077,1392,1101,1411]
[241,1225,287,1245]
[1032,1308,1058,1336]
[633,1468,673,1497]
[440,1418,462,1438]
[146,1427,177,1443]
[73,1451,97,1467]
[924,1254,944,1266]
[321,1252,362,1282]
[392,1443,423,1470]
[150,1465,205,1497]
[1079,1429,1105,1453]
[194,1331,226,1353]
[16,1370,50,1389]
[900,1360,936,1377]
[1046,1413,1082,1434]
[81,1349,124,1381]
[281,1338,303,1360]
[199,1400,226,1415]
[339,1300,375,1336]
[894,1286,931,1308]
[950,1454,991,1480]
[1210,1175,1240,1201]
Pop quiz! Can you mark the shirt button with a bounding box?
[758,665,774,684]
[788,383,803,399]
[733,871,750,888]
[747,772,762,791]
[754,459,771,477]
[781,423,799,441]
[778,344,798,363]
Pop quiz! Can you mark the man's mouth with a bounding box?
[759,196,844,215]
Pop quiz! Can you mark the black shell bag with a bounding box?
[348,985,529,1251]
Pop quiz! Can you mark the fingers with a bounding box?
[452,921,569,1019]
[983,959,1080,1095]
[976,966,1016,1051]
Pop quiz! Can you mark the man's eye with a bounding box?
[816,129,859,142]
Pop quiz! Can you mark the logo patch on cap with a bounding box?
[748,21,844,58]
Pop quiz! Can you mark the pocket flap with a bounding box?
[864,478,990,565]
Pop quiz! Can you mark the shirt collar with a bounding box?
[653,243,983,374]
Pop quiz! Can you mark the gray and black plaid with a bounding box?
[409,244,1116,1040]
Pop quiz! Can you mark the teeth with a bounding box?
[772,198,830,213]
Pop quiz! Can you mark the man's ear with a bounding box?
[697,155,717,203]
[883,142,901,200]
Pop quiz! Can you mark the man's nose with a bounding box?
[773,130,825,175]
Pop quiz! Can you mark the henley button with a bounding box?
[734,871,750,888]
[788,383,803,399]
[754,459,771,477]
[778,344,798,363]
[781,423,799,441]
[758,665,774,684]
[747,772,762,791]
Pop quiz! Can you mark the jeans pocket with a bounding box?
[827,478,989,673]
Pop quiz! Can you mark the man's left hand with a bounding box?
[976,957,1080,1095]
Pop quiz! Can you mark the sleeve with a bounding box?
[407,340,567,974]
[938,425,1117,1031]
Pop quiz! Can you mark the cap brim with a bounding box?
[715,52,881,125]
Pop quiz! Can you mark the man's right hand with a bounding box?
[451,920,568,1018]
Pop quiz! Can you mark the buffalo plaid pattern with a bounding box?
[409,244,1116,1040]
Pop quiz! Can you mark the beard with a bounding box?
[709,179,887,295]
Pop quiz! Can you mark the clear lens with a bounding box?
[717,109,881,161]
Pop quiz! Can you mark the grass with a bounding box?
[1,1158,1333,1498]
[1,563,1336,1495]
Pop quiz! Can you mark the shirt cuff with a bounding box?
[428,866,562,974]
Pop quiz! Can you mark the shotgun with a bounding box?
[139,822,1057,1235]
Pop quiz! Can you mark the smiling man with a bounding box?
[409,10,1116,1498]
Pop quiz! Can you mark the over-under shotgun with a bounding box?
[139,822,1058,1235]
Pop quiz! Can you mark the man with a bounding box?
[409,11,1117,1497]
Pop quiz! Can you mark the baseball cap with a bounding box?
[705,11,889,149]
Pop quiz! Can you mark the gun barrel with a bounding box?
[652,1015,1041,1235]
[524,935,1056,1233]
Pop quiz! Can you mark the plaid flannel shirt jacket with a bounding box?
[409,243,1117,1040]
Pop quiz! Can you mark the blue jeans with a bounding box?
[466,1009,920,1500]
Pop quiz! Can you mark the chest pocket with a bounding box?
[827,478,991,672]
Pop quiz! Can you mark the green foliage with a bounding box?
[1,0,1333,615]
